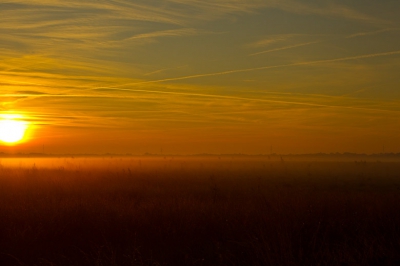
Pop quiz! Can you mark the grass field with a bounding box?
[0,157,399,265]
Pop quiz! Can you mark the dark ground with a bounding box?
[0,157,399,265]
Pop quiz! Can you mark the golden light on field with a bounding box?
[0,115,28,145]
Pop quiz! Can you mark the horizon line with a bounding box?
[0,152,399,157]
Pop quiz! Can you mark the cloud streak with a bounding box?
[249,41,320,56]
[109,50,400,85]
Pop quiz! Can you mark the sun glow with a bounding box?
[0,115,28,144]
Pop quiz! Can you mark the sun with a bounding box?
[0,115,28,144]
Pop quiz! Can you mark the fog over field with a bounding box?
[0,157,399,265]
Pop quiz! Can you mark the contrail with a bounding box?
[4,89,399,114]
[87,87,400,114]
[121,50,400,86]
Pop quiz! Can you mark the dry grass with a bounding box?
[0,157,399,265]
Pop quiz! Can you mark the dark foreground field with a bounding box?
[0,157,400,266]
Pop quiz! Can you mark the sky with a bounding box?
[1,0,400,155]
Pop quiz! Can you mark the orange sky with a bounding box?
[1,0,400,154]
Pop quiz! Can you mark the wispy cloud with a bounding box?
[144,65,188,76]
[168,0,387,24]
[346,28,400,38]
[249,41,320,56]
[121,28,201,43]
[270,1,387,24]
[248,34,304,48]
[248,27,398,57]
